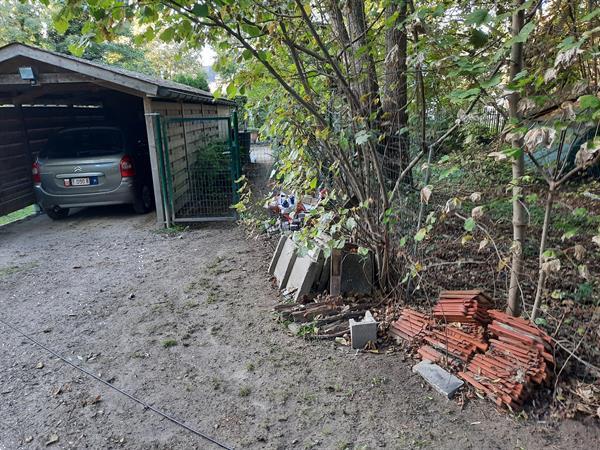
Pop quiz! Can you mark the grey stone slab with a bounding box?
[412,361,464,399]
[287,248,323,302]
[268,235,287,275]
[273,237,297,289]
[349,311,378,349]
[341,252,374,295]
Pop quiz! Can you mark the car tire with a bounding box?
[133,184,154,214]
[46,207,69,220]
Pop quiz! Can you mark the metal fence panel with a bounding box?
[156,114,241,223]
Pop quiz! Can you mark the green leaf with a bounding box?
[54,17,69,35]
[579,95,600,110]
[449,87,481,101]
[480,74,502,89]
[465,8,490,26]
[511,21,536,44]
[355,130,371,145]
[226,82,237,98]
[345,217,357,230]
[534,317,548,326]
[357,247,369,257]
[67,43,85,57]
[414,228,427,242]
[469,28,489,48]
[241,23,262,37]
[192,3,209,17]
[464,217,476,232]
[159,27,175,41]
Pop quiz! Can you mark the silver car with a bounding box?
[33,126,154,220]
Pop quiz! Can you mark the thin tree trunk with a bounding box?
[531,189,555,320]
[507,1,526,317]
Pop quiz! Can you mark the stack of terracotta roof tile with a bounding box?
[389,308,431,342]
[458,310,553,409]
[433,290,492,324]
[421,325,488,364]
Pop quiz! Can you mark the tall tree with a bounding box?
[506,0,526,317]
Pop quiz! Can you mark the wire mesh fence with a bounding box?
[157,114,241,222]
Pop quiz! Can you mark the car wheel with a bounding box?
[45,207,69,220]
[133,184,154,214]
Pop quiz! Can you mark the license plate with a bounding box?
[70,177,90,186]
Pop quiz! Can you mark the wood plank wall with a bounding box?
[0,105,105,216]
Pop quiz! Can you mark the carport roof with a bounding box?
[0,42,235,106]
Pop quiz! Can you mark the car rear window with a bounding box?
[41,129,124,158]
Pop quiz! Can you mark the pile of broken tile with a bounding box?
[273,295,376,339]
[391,290,554,410]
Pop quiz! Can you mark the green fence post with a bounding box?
[232,110,241,203]
[152,114,170,228]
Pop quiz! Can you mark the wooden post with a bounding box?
[330,248,342,296]
[143,97,166,225]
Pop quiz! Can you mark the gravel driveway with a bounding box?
[0,208,597,449]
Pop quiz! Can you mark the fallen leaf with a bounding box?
[488,151,508,161]
[420,185,433,205]
[45,434,59,446]
[25,436,33,443]
[36,362,44,369]
[470,192,482,202]
[573,244,586,261]
[593,235,600,247]
[471,206,484,219]
[578,264,590,280]
[523,127,556,152]
[478,238,489,252]
[542,259,561,274]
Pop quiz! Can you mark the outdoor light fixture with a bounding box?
[18,67,37,84]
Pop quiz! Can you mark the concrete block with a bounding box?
[286,248,323,302]
[268,235,287,275]
[341,252,374,295]
[349,311,378,349]
[412,361,464,399]
[273,237,297,289]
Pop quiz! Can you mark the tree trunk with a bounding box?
[345,0,381,114]
[531,189,555,320]
[382,0,411,183]
[507,1,526,317]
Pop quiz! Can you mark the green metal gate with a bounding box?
[153,112,241,224]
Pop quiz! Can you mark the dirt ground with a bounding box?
[0,207,599,449]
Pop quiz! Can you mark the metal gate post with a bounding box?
[233,110,241,178]
[231,111,241,203]
[152,114,171,228]
[159,119,176,224]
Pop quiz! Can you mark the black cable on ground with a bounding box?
[0,318,233,450]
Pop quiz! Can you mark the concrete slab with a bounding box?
[268,235,287,275]
[273,237,297,289]
[286,248,323,302]
[412,361,464,399]
[341,252,374,295]
[349,311,378,349]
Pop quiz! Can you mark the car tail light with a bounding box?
[32,161,41,184]
[120,155,135,177]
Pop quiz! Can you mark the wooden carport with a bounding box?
[0,43,235,224]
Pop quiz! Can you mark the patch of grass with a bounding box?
[239,386,251,397]
[246,362,255,372]
[0,205,37,226]
[206,256,224,270]
[153,224,187,235]
[161,339,177,348]
[0,261,38,278]
[206,292,219,304]
[184,300,199,308]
